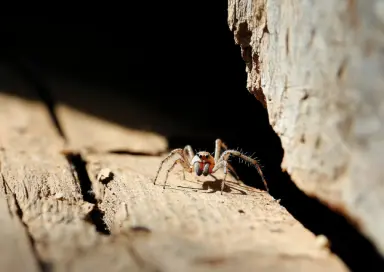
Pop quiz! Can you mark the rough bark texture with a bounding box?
[0,65,348,271]
[228,0,384,256]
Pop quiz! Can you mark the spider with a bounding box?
[153,138,269,194]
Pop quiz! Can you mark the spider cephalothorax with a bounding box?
[191,151,215,176]
[153,138,269,194]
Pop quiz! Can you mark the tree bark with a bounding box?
[228,0,384,256]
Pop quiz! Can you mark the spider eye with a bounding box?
[198,154,202,158]
[205,155,209,159]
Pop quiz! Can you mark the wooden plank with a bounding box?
[0,66,41,272]
[0,174,40,272]
[84,152,348,271]
[42,76,168,155]
[57,103,168,155]
[44,71,349,271]
[1,64,347,271]
[0,81,142,271]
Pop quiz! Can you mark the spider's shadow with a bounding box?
[202,180,247,195]
[176,175,248,195]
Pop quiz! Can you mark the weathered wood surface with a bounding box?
[0,67,347,271]
[85,153,348,272]
[0,176,41,272]
[228,0,384,256]
[0,78,142,271]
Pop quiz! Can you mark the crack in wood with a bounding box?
[270,172,384,271]
[107,149,164,156]
[1,173,50,272]
[63,151,110,235]
[232,112,384,271]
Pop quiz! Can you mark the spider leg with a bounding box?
[184,145,195,162]
[163,158,191,189]
[212,140,231,194]
[211,160,228,195]
[210,162,239,181]
[178,145,195,180]
[214,139,240,182]
[153,148,184,185]
[226,163,240,180]
[217,150,269,192]
[214,138,228,162]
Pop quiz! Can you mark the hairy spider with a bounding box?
[153,138,269,194]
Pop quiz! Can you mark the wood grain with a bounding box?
[0,173,41,272]
[0,65,347,271]
[42,76,168,155]
[81,152,348,271]
[0,88,141,271]
[228,0,384,255]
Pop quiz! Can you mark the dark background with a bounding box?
[0,13,269,136]
[0,11,276,191]
[0,7,383,271]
